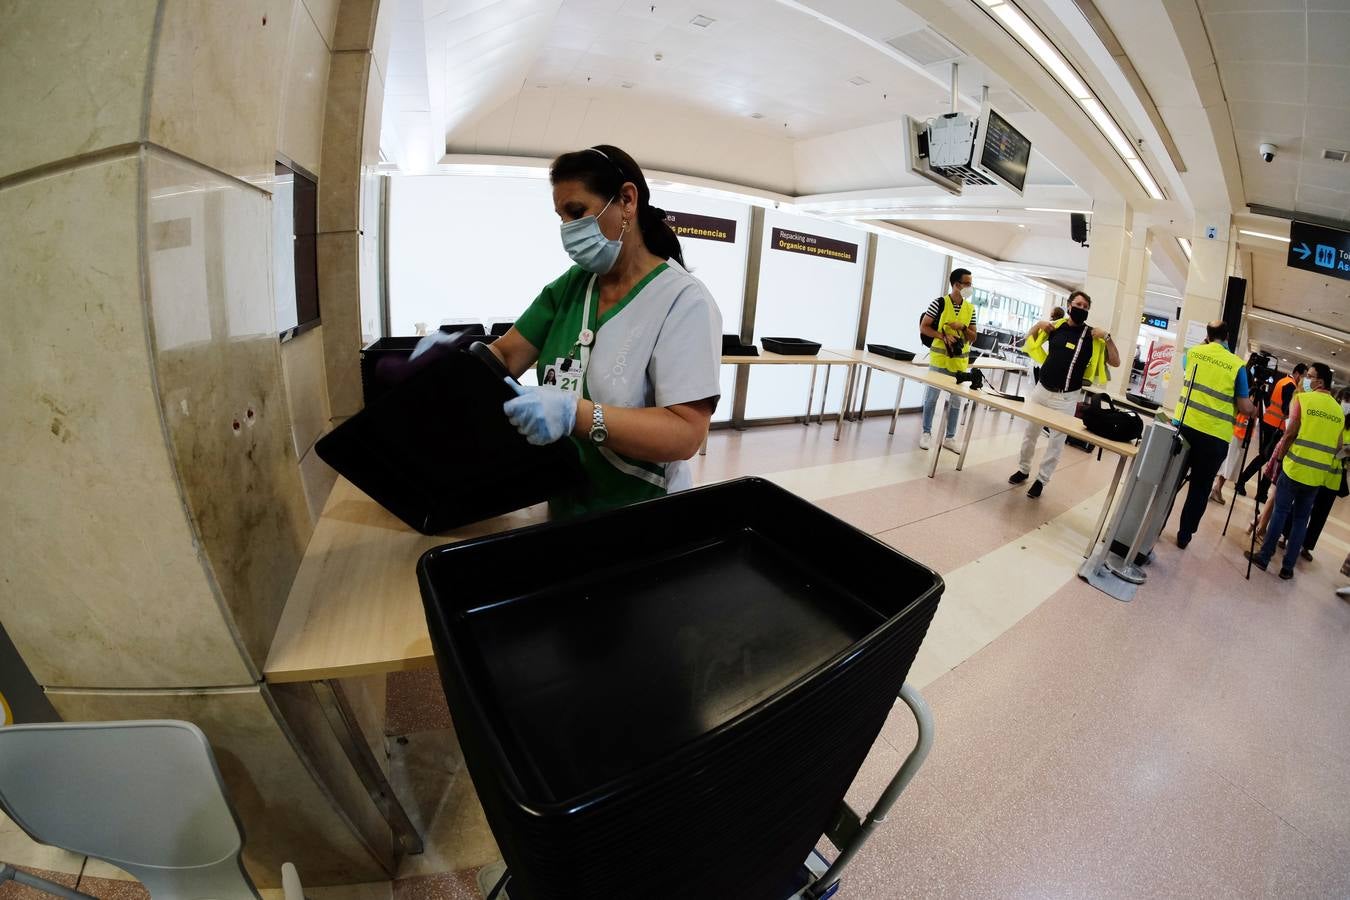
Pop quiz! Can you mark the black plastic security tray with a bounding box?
[318,348,582,534]
[867,343,916,361]
[418,477,942,900]
[722,333,758,356]
[761,336,821,356]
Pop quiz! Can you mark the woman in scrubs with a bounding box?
[490,145,723,517]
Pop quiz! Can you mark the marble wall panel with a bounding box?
[145,151,313,672]
[317,230,365,417]
[281,325,333,460]
[0,0,159,180]
[318,51,370,234]
[303,0,341,48]
[47,686,391,886]
[279,0,334,176]
[332,0,379,52]
[0,154,254,689]
[148,0,295,190]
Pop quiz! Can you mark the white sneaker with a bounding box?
[942,437,961,453]
[919,432,932,450]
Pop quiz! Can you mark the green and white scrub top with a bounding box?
[515,259,723,518]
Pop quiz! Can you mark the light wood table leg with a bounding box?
[804,365,818,425]
[889,376,906,435]
[1086,454,1128,557]
[819,366,832,425]
[956,401,979,471]
[928,394,948,478]
[834,366,856,441]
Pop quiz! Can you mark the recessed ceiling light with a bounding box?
[620,81,635,89]
[690,14,715,28]
[849,75,870,86]
[1238,229,1290,243]
[750,112,764,119]
[1018,224,1026,228]
[1296,346,1302,350]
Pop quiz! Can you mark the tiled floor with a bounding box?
[6,409,1348,898]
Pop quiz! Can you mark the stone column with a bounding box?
[1104,225,1155,395]
[1162,214,1234,408]
[0,0,392,885]
[1079,199,1134,360]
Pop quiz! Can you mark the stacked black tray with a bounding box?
[418,477,943,899]
[761,336,821,356]
[866,344,916,361]
[722,333,759,357]
[319,347,582,534]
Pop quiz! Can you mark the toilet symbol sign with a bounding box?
[1287,220,1350,281]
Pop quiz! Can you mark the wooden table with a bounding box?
[831,350,1139,557]
[719,350,861,441]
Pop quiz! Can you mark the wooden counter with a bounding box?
[264,477,548,683]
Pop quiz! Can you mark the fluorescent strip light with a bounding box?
[1238,229,1291,243]
[1126,157,1165,199]
[1080,98,1137,159]
[1177,237,1192,259]
[1026,207,1092,214]
[991,3,1091,99]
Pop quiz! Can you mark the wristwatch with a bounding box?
[589,402,608,444]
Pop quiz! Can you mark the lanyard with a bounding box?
[576,273,598,375]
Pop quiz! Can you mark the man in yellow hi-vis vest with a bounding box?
[1169,321,1257,549]
[1247,362,1344,580]
[918,268,978,451]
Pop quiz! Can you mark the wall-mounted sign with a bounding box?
[770,227,858,263]
[1141,313,1169,329]
[1288,220,1350,281]
[664,211,737,243]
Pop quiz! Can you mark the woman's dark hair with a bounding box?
[549,145,684,268]
[1311,362,1333,389]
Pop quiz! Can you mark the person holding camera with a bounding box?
[917,268,979,451]
[1008,291,1118,498]
[1235,362,1306,501]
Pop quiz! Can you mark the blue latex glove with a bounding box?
[502,377,578,446]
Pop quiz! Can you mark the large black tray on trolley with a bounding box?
[417,477,943,900]
[317,348,582,534]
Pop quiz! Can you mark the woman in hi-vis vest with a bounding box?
[917,268,978,451]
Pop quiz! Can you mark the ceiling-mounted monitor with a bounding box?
[903,115,964,197]
[974,106,1031,194]
[916,105,1032,197]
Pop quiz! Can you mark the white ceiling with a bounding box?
[1201,1,1350,222]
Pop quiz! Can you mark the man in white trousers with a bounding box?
[1009,291,1120,498]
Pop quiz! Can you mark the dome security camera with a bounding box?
[1259,142,1277,163]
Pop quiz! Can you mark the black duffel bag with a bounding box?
[1081,392,1143,443]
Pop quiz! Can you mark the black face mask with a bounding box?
[1068,306,1089,325]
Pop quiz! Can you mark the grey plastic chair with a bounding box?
[0,720,295,900]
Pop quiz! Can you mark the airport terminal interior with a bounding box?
[3,0,1350,897]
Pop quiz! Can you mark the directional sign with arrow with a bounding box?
[1287,220,1350,281]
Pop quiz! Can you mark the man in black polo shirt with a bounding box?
[1009,291,1120,497]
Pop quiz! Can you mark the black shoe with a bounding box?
[1177,532,1191,549]
[1279,567,1294,580]
[1235,483,1247,497]
[1256,490,1269,504]
[1301,548,1314,562]
[1244,551,1268,571]
[1009,471,1030,485]
[1027,481,1043,498]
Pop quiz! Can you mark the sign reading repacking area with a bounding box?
[770,227,858,263]
[1287,220,1350,281]
[664,211,737,243]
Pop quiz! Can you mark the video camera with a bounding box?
[954,369,984,390]
[1246,352,1277,406]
